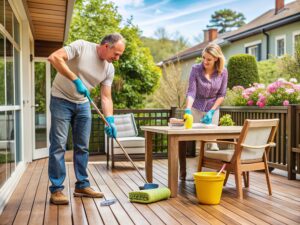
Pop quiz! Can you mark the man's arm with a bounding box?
[101,85,113,116]
[48,48,78,81]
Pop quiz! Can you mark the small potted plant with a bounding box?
[219,114,235,126]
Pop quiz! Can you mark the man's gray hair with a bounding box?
[100,33,125,47]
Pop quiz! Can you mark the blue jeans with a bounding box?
[48,96,91,193]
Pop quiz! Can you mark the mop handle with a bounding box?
[217,164,226,176]
[88,97,149,184]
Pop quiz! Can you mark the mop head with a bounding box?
[129,187,171,204]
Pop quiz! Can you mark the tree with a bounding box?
[142,28,190,63]
[146,60,189,109]
[67,0,160,109]
[207,9,246,33]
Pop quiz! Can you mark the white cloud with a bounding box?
[167,18,207,30]
[140,0,238,26]
[110,0,144,8]
[155,9,162,15]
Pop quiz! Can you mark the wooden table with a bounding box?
[141,126,243,197]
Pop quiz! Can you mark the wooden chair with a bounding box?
[105,113,145,168]
[197,119,279,199]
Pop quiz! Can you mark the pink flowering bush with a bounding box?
[224,78,300,107]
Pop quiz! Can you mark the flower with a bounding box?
[232,85,244,92]
[277,78,286,82]
[283,100,289,106]
[247,100,254,106]
[294,85,300,91]
[256,101,265,108]
[226,80,300,107]
[289,78,298,83]
[286,88,295,94]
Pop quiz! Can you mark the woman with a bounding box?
[180,43,228,180]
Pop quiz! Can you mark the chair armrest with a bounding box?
[241,142,275,149]
[202,140,237,145]
[269,142,276,147]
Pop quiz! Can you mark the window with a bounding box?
[245,41,262,61]
[275,35,286,57]
[0,0,21,188]
[293,31,300,56]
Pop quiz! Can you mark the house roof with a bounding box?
[161,0,300,65]
[24,0,75,57]
[161,33,227,64]
[223,0,300,41]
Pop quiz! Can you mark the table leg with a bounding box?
[168,135,178,197]
[145,131,153,182]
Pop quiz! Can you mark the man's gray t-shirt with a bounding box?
[51,40,114,103]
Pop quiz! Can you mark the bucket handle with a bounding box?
[217,164,226,176]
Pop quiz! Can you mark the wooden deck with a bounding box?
[1,157,300,225]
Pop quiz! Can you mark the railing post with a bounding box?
[287,105,296,180]
[170,106,177,118]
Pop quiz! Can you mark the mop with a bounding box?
[88,96,159,190]
[128,187,171,204]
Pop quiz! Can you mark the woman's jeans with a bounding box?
[48,96,91,193]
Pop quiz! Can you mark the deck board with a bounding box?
[0,157,300,225]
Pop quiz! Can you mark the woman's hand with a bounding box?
[201,109,215,124]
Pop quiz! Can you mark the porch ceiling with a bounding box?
[25,0,75,57]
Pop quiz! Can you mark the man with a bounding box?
[47,33,125,205]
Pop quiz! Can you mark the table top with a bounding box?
[141,125,243,135]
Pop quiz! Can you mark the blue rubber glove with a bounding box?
[105,116,117,138]
[73,78,90,97]
[184,108,192,115]
[201,109,215,124]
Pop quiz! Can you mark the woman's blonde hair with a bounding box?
[202,43,225,75]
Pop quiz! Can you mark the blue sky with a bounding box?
[109,0,295,45]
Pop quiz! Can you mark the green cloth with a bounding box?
[129,187,171,204]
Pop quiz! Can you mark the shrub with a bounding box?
[219,114,235,126]
[222,86,247,106]
[224,78,300,107]
[227,54,259,88]
[257,58,285,85]
[277,40,300,81]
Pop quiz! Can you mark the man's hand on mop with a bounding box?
[105,116,117,138]
[73,78,90,97]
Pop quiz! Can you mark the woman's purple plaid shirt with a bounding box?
[186,63,228,112]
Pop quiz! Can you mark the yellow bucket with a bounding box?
[193,172,225,204]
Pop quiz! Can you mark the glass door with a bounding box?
[32,59,51,160]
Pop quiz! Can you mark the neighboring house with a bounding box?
[160,0,300,79]
[0,0,74,213]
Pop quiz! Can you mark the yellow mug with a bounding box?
[183,114,193,129]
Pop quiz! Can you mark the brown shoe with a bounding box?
[74,187,104,198]
[50,191,69,205]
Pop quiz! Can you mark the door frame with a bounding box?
[32,58,51,160]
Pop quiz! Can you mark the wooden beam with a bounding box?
[34,40,63,57]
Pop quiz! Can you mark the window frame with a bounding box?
[292,30,300,56]
[244,40,262,61]
[275,35,286,57]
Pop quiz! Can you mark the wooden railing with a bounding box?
[67,105,300,178]
[288,105,300,179]
[67,108,176,157]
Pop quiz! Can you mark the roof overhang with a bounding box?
[224,13,300,42]
[24,0,75,57]
[162,50,203,65]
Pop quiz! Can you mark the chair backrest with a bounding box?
[236,119,279,161]
[114,113,138,138]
